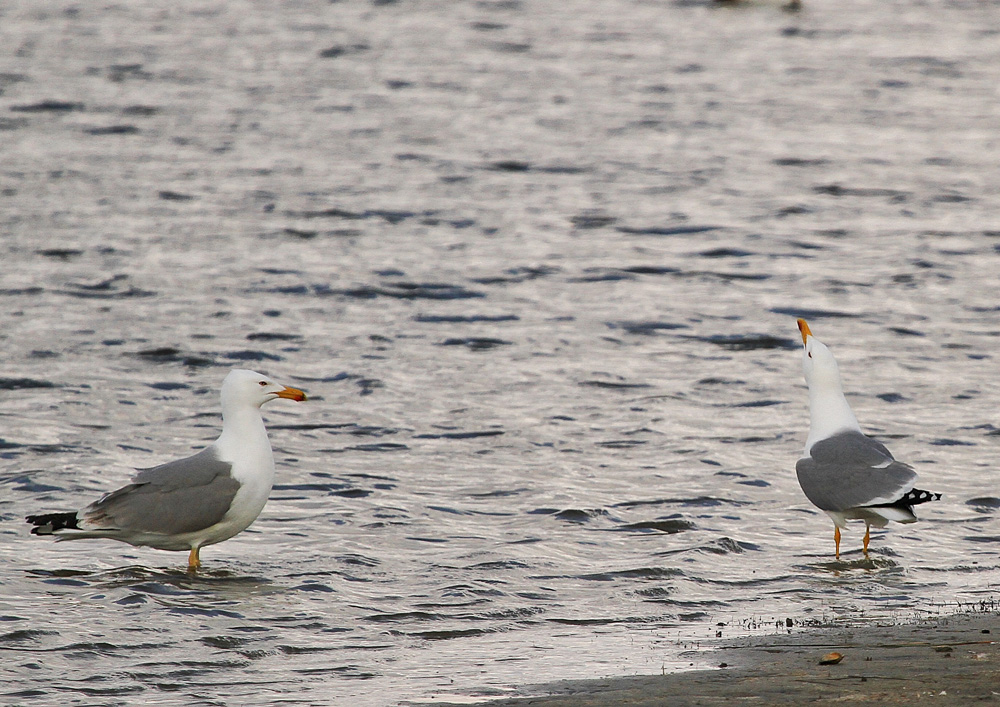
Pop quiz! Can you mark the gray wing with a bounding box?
[81,446,238,535]
[796,430,916,512]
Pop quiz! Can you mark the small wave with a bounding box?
[438,337,512,351]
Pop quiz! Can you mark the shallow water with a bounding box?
[3,0,1000,704]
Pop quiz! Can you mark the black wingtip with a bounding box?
[898,488,941,508]
[26,512,79,535]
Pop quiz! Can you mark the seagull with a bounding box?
[795,319,939,560]
[26,369,306,571]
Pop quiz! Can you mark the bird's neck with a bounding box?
[805,387,862,453]
[216,405,274,469]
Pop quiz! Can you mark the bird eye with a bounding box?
[259,380,269,386]
[807,352,812,358]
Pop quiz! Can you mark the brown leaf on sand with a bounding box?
[819,652,844,665]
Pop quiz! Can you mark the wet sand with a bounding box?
[429,611,1000,706]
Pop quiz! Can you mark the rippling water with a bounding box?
[3,0,1000,704]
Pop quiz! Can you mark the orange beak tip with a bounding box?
[278,387,307,402]
[796,318,812,344]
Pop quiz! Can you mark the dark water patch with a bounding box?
[889,326,925,337]
[729,399,784,408]
[0,117,28,130]
[933,192,972,203]
[576,567,685,582]
[414,314,519,323]
[85,124,139,135]
[146,382,190,391]
[619,265,681,275]
[291,582,336,593]
[596,439,646,448]
[136,346,182,359]
[769,306,861,319]
[616,519,695,534]
[2,441,83,456]
[774,204,816,218]
[168,606,245,619]
[570,214,617,229]
[470,265,558,284]
[0,72,28,87]
[469,488,527,499]
[319,43,370,59]
[546,615,661,626]
[103,63,154,81]
[294,665,379,679]
[0,286,44,296]
[334,282,485,300]
[277,643,338,656]
[877,392,907,403]
[696,377,745,385]
[929,438,975,446]
[736,479,770,487]
[692,270,771,282]
[246,332,303,342]
[486,160,532,172]
[438,337,512,351]
[283,227,318,239]
[286,207,423,224]
[367,610,442,623]
[122,105,159,116]
[201,635,252,649]
[12,476,62,493]
[0,629,58,644]
[344,443,409,452]
[613,496,750,508]
[700,538,755,555]
[689,334,797,351]
[579,380,651,390]
[607,320,687,335]
[616,224,721,236]
[466,560,531,571]
[0,377,56,389]
[135,347,214,367]
[221,350,283,362]
[964,535,1000,543]
[570,268,636,283]
[158,190,195,201]
[490,41,532,54]
[697,247,753,258]
[966,498,1000,512]
[333,487,372,498]
[471,21,507,30]
[536,164,588,174]
[10,100,84,112]
[773,157,831,167]
[409,628,493,640]
[57,275,155,299]
[413,430,504,440]
[36,248,83,259]
[814,183,909,200]
[552,508,605,523]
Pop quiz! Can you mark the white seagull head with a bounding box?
[798,318,846,393]
[221,369,307,411]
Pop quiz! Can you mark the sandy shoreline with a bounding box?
[425,611,1000,706]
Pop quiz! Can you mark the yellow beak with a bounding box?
[275,386,307,402]
[796,318,812,345]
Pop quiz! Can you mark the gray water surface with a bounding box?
[2,0,1000,704]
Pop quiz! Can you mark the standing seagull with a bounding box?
[26,369,306,571]
[795,319,939,560]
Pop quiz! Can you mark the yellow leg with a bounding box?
[834,526,841,560]
[863,525,871,558]
[188,547,201,571]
